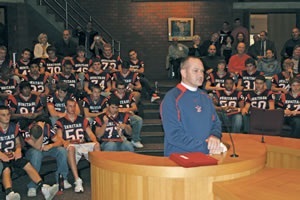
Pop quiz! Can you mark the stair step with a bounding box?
[140,100,160,109]
[141,131,164,137]
[143,109,161,119]
[142,119,163,132]
[134,143,164,156]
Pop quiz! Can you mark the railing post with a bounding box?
[65,0,68,29]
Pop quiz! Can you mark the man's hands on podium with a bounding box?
[206,135,227,154]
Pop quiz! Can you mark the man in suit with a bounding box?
[249,31,277,60]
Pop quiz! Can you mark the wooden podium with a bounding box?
[89,134,300,200]
[89,134,270,200]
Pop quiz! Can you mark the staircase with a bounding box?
[26,0,121,55]
[135,79,179,156]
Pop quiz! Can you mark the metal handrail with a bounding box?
[39,0,121,55]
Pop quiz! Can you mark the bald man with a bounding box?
[160,56,222,156]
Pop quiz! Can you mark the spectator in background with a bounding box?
[291,44,300,74]
[0,45,11,70]
[215,77,244,133]
[22,121,71,197]
[0,67,18,105]
[201,32,221,56]
[15,48,31,78]
[90,34,106,58]
[55,30,77,58]
[231,18,249,46]
[250,31,277,60]
[232,32,247,54]
[219,21,232,45]
[205,59,232,92]
[6,81,46,130]
[221,34,234,64]
[110,80,144,148]
[73,45,92,88]
[55,99,100,193]
[271,58,295,95]
[257,49,281,89]
[281,27,300,60]
[0,105,59,200]
[228,42,251,75]
[128,49,160,102]
[94,96,134,152]
[166,37,189,79]
[99,43,122,74]
[278,77,300,138]
[47,82,80,126]
[201,44,224,74]
[34,33,50,59]
[241,75,275,133]
[188,34,203,57]
[75,21,98,58]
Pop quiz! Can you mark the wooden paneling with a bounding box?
[90,134,266,200]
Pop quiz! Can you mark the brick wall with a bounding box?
[78,0,235,79]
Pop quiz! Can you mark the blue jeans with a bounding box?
[101,141,134,151]
[218,111,243,133]
[285,116,300,138]
[25,147,69,189]
[129,115,143,142]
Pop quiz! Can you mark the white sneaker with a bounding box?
[27,188,37,197]
[151,94,160,103]
[74,178,84,193]
[131,141,144,148]
[6,191,20,200]
[41,184,59,200]
[64,180,72,189]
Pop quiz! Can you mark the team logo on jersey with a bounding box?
[195,105,202,112]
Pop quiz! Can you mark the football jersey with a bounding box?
[206,71,232,88]
[22,123,56,148]
[41,57,63,74]
[15,59,30,76]
[84,71,111,90]
[238,70,264,90]
[47,93,75,113]
[112,71,140,87]
[110,91,135,109]
[7,94,43,114]
[272,72,295,91]
[0,123,19,152]
[94,112,130,142]
[129,60,144,70]
[99,54,122,71]
[245,89,274,109]
[55,115,89,141]
[53,73,79,89]
[23,73,49,93]
[82,95,108,113]
[0,78,18,95]
[215,90,244,108]
[278,92,300,111]
[73,57,92,73]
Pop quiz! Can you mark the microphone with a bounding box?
[221,108,239,158]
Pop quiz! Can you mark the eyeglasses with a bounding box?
[129,53,136,56]
[117,87,125,90]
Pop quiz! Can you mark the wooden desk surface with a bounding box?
[89,134,300,200]
[213,168,300,200]
[89,134,267,178]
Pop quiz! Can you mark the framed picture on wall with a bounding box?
[168,17,194,41]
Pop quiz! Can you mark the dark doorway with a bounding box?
[0,7,7,47]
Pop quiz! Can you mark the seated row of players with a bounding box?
[204,58,300,138]
[0,81,143,198]
[5,44,160,103]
